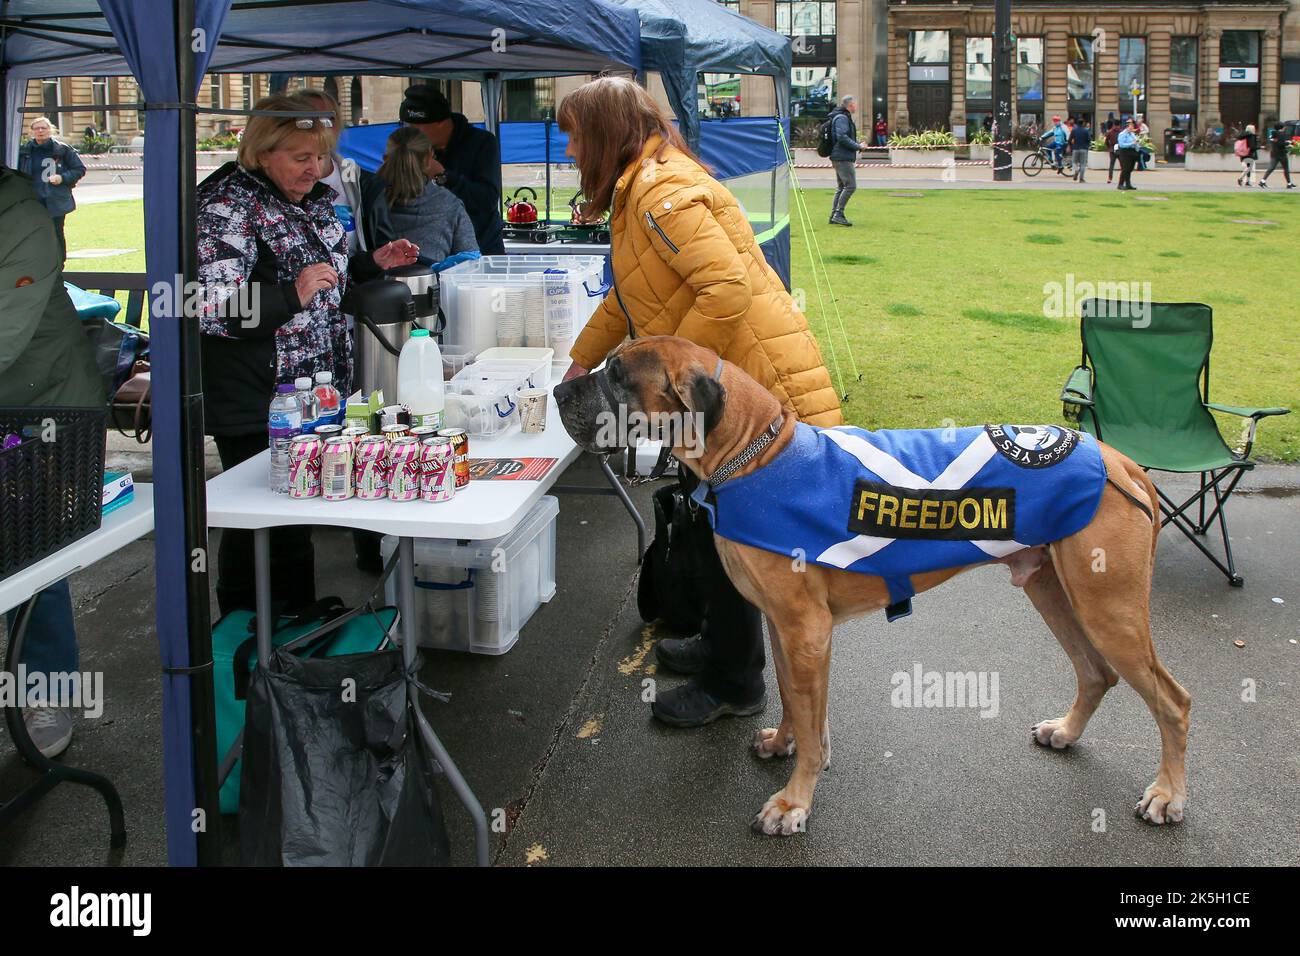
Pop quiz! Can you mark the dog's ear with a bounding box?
[671,364,726,449]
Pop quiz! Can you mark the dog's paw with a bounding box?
[752,727,796,760]
[751,793,809,837]
[1135,781,1186,825]
[1031,717,1079,750]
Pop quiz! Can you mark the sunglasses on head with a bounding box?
[294,117,333,129]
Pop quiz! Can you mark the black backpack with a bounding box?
[816,109,842,157]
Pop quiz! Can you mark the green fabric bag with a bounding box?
[213,598,399,814]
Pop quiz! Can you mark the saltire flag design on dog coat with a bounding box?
[694,423,1107,617]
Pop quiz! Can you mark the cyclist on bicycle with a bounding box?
[1040,115,1068,174]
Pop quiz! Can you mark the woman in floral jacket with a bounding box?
[198,94,417,613]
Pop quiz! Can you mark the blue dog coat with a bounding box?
[693,423,1107,618]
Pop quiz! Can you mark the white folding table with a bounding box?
[0,485,155,848]
[204,387,643,865]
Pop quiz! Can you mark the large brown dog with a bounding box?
[554,336,1191,836]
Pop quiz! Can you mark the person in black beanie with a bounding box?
[399,84,504,254]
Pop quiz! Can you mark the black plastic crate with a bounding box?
[0,406,107,583]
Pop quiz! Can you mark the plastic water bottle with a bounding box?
[397,329,446,429]
[269,383,302,494]
[313,371,343,428]
[294,376,318,433]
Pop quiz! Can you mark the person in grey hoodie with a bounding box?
[829,95,869,226]
[377,126,479,263]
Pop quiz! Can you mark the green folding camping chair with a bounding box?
[1059,300,1290,586]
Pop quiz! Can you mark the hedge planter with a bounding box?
[967,144,993,162]
[889,148,954,167]
[1185,151,1242,172]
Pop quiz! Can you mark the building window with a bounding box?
[350,77,364,125]
[1119,38,1146,110]
[909,30,950,65]
[91,76,110,132]
[1220,31,1259,66]
[714,0,740,12]
[775,2,835,37]
[791,66,837,117]
[1016,37,1044,106]
[502,77,555,122]
[209,74,223,109]
[1170,37,1198,103]
[41,78,60,117]
[966,36,992,101]
[241,74,253,112]
[1067,36,1094,103]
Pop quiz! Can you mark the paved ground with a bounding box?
[1,451,1297,866]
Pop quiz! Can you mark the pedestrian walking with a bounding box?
[827,94,869,226]
[1236,125,1258,187]
[1116,119,1139,190]
[1105,120,1122,183]
[1258,122,1295,188]
[1070,117,1092,182]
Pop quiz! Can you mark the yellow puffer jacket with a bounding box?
[568,135,843,427]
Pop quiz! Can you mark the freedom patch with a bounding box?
[847,481,1017,541]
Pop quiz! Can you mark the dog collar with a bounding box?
[704,413,784,490]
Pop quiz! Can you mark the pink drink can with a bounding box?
[321,436,354,500]
[419,436,457,502]
[353,435,389,500]
[288,434,322,498]
[387,437,422,501]
[341,425,370,450]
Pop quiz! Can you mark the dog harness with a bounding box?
[691,422,1107,620]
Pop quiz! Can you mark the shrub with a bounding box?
[80,129,115,154]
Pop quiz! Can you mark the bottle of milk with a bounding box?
[397,329,446,430]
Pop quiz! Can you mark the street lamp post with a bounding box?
[994,0,1013,181]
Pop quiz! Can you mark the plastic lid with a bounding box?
[294,377,313,389]
[410,329,430,337]
[276,383,295,393]
[315,371,333,383]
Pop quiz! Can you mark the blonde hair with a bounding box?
[29,116,54,131]
[1245,124,1256,135]
[378,126,434,206]
[556,76,707,216]
[237,94,333,171]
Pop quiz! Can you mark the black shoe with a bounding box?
[655,634,709,675]
[830,215,853,226]
[651,681,766,728]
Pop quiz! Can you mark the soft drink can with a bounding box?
[438,428,470,488]
[387,437,422,501]
[288,434,322,498]
[381,423,409,456]
[314,423,343,444]
[321,436,354,500]
[354,435,389,499]
[341,425,369,450]
[420,436,457,502]
[409,425,438,442]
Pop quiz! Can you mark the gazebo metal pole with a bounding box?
[175,0,222,865]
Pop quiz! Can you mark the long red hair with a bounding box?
[556,76,708,217]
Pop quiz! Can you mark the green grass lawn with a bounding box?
[65,189,1299,460]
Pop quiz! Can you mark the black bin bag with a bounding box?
[238,647,450,866]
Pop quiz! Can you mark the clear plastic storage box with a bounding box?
[380,496,559,655]
[439,255,607,364]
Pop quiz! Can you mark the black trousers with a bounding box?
[676,470,766,703]
[213,432,316,616]
[1117,148,1137,188]
[1262,154,1293,184]
[1107,149,1119,179]
[51,215,66,261]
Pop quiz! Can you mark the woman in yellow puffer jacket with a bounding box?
[558,76,843,728]
[560,79,842,428]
